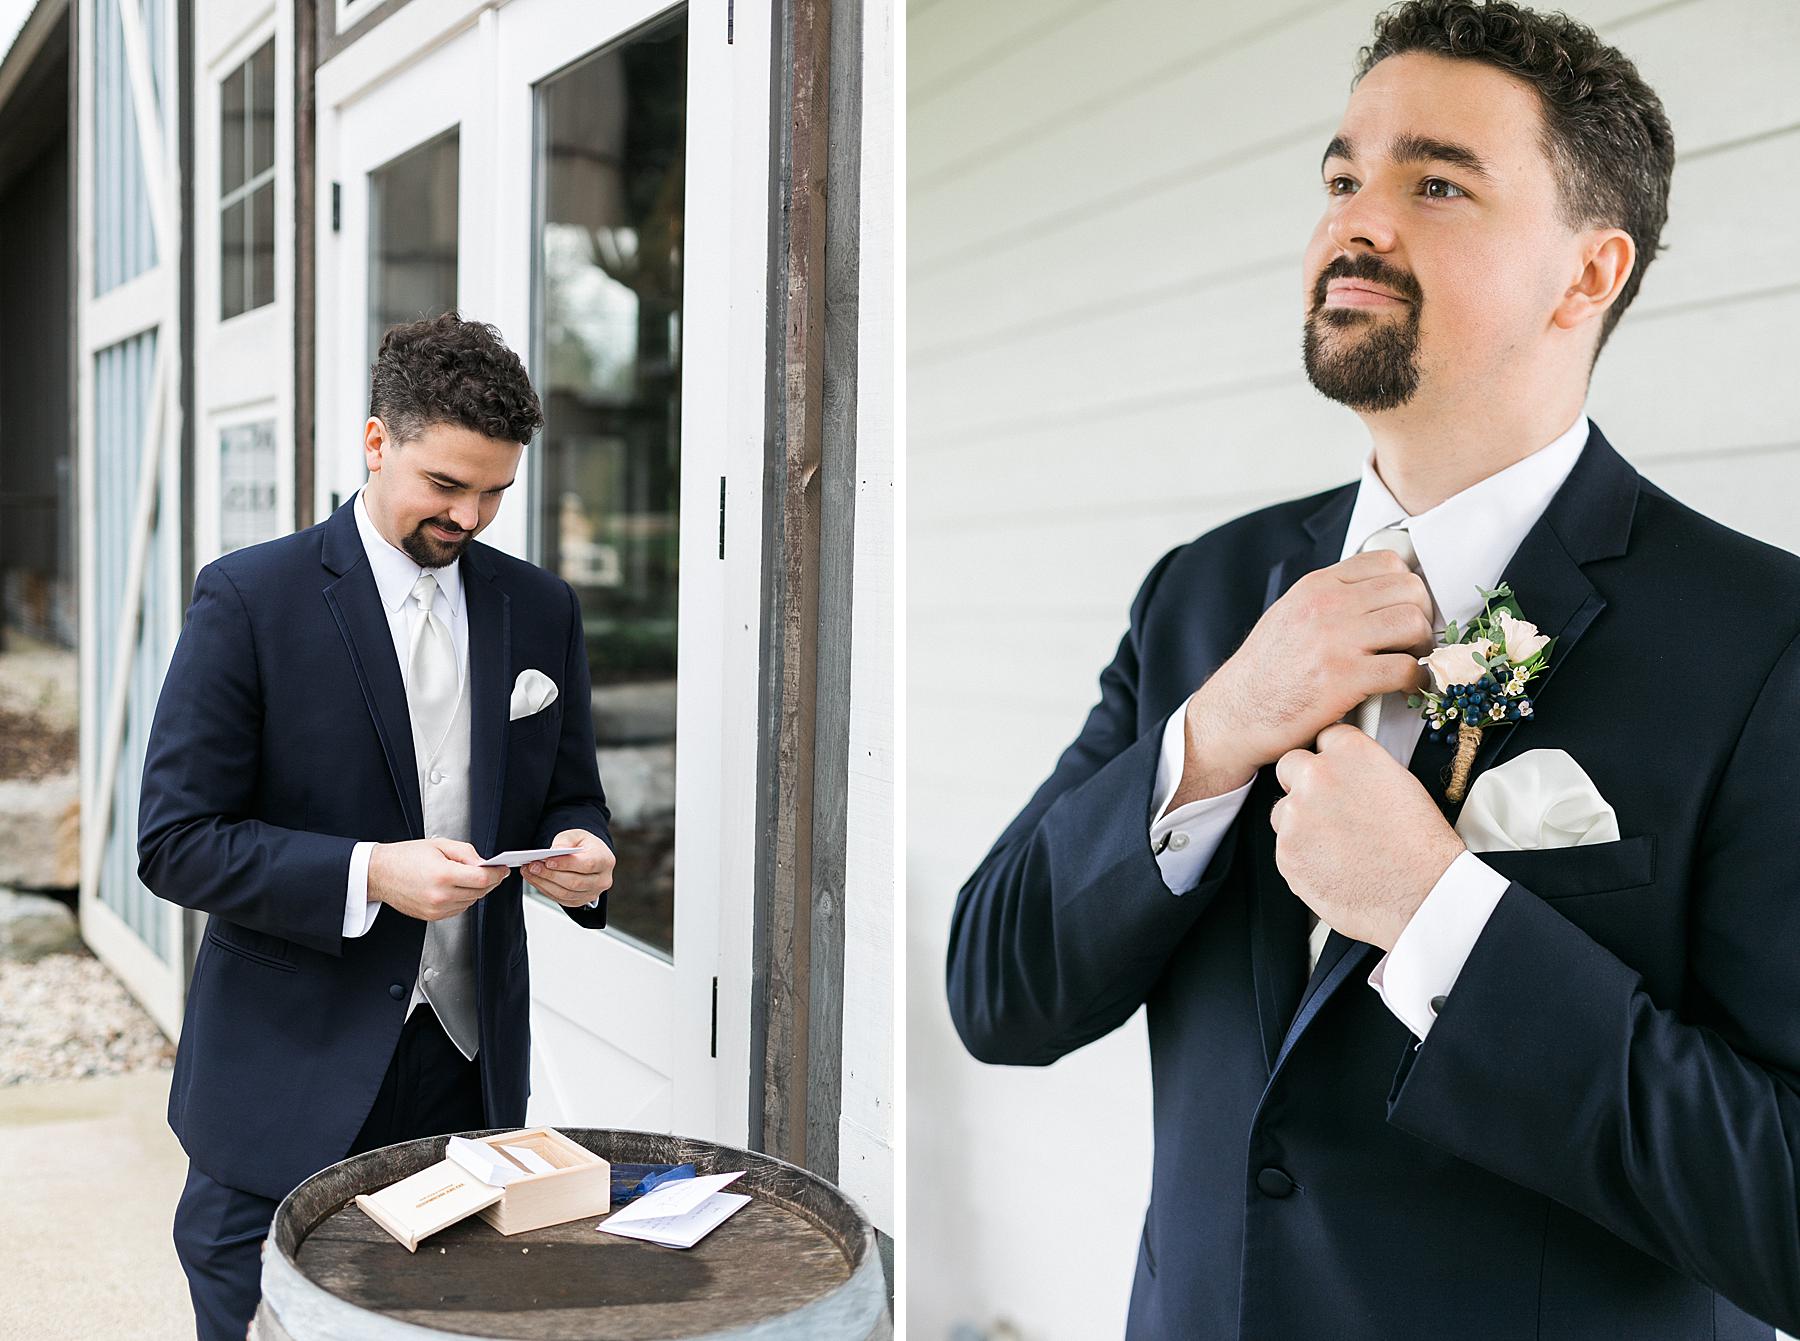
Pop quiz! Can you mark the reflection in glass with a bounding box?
[368,128,459,369]
[219,420,280,554]
[532,11,686,958]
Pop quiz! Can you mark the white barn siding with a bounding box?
[906,0,1800,1335]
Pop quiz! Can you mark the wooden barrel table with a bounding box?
[250,1128,889,1340]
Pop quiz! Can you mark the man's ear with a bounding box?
[362,416,389,474]
[1553,228,1634,336]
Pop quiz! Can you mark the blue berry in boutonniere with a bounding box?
[1405,582,1554,804]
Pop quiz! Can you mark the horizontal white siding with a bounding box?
[906,1,1800,1336]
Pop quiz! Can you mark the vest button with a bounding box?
[388,983,405,1000]
[1256,1167,1296,1198]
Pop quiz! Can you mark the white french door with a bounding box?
[315,0,770,1144]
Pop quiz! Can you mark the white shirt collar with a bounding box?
[1339,408,1590,631]
[352,489,463,618]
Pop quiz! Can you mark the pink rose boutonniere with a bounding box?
[1407,582,1555,804]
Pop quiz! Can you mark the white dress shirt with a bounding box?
[342,493,595,998]
[1147,408,1591,1039]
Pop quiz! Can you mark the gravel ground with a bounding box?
[0,949,175,1085]
[0,706,76,782]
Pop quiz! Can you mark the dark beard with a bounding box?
[1303,252,1425,414]
[400,521,469,568]
[1302,299,1423,412]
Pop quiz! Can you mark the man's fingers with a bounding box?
[1274,747,1311,794]
[1332,548,1414,582]
[531,870,592,901]
[447,860,502,888]
[546,849,603,874]
[1359,650,1430,698]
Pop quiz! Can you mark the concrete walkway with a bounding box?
[0,1067,195,1340]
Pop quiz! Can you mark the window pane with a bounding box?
[250,38,275,177]
[532,10,687,959]
[221,197,245,319]
[220,65,245,195]
[251,181,274,310]
[220,420,279,553]
[368,128,459,369]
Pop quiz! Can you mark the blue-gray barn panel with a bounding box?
[93,0,165,296]
[93,329,171,960]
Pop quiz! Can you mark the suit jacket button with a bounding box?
[389,983,405,1000]
[1256,1167,1296,1198]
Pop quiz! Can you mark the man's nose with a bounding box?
[1327,185,1399,254]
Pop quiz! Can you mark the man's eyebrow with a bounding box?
[426,470,515,491]
[1321,132,1496,184]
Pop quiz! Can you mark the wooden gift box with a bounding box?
[468,1126,612,1236]
[354,1126,612,1251]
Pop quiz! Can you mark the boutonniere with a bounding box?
[1406,582,1554,804]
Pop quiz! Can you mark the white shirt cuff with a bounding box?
[1368,849,1510,1041]
[344,841,381,938]
[1148,705,1256,895]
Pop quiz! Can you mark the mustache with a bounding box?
[1312,255,1422,309]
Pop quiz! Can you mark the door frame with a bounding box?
[312,0,771,1145]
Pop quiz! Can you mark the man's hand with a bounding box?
[369,837,508,921]
[1172,549,1436,807]
[525,829,616,908]
[1270,723,1466,950]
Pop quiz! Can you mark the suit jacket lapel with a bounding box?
[1259,422,1641,1078]
[462,545,509,863]
[321,499,424,839]
[1246,483,1357,1073]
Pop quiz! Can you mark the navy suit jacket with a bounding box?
[139,494,611,1201]
[946,423,1800,1338]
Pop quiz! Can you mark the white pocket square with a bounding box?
[1454,748,1620,852]
[509,669,559,721]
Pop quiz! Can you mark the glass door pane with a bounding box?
[368,127,460,368]
[530,10,687,959]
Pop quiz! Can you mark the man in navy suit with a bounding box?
[947,4,1800,1337]
[140,312,616,1340]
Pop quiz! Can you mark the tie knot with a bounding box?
[410,572,439,610]
[1359,524,1417,571]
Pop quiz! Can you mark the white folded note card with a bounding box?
[597,1172,751,1249]
[501,1143,557,1175]
[597,1192,752,1250]
[444,1136,529,1187]
[479,846,581,868]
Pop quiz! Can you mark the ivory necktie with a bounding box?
[407,572,478,1058]
[1305,525,1421,976]
[407,573,458,759]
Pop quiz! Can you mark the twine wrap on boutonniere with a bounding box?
[1406,582,1555,804]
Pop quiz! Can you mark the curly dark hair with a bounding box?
[367,310,545,447]
[1355,0,1674,362]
